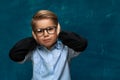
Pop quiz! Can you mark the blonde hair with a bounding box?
[31,10,58,31]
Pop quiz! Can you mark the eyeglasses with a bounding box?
[34,26,57,36]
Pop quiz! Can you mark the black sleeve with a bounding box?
[9,37,37,62]
[59,31,88,52]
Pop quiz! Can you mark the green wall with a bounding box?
[0,0,120,80]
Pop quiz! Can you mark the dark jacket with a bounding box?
[9,31,88,62]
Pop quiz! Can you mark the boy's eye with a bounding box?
[47,27,54,31]
[36,29,43,33]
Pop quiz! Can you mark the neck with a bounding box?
[47,41,57,50]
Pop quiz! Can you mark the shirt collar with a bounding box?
[53,40,62,49]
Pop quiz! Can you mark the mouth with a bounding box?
[43,39,51,43]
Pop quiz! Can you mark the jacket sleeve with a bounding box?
[9,37,37,62]
[59,31,88,52]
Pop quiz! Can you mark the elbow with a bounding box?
[79,38,88,52]
[74,38,88,52]
[9,50,25,62]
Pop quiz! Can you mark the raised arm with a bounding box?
[9,37,37,62]
[59,31,88,52]
[9,31,87,62]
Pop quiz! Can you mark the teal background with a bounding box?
[0,0,120,80]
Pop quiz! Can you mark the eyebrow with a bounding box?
[36,26,57,29]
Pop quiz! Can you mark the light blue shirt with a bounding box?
[30,40,80,80]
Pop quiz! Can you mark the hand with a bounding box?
[57,23,61,35]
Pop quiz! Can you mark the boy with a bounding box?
[9,10,87,80]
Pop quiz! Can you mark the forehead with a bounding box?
[35,19,56,29]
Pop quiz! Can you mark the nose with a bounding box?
[43,30,49,37]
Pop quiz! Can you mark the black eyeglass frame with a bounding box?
[34,26,57,36]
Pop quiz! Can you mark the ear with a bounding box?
[32,31,37,40]
[57,23,61,35]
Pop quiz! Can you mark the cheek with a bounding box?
[52,35,58,42]
[35,36,43,44]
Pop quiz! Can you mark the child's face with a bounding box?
[32,19,59,49]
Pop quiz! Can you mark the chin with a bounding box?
[44,43,52,48]
[44,42,56,49]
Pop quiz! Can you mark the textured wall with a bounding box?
[0,0,120,80]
